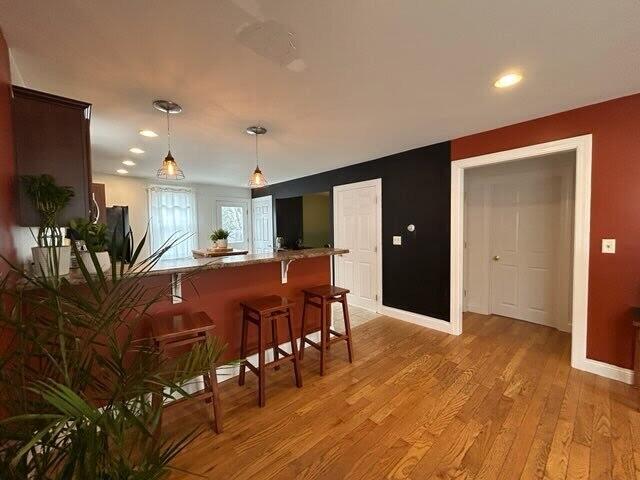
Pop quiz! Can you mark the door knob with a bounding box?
[493,255,500,261]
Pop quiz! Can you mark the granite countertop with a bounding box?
[18,247,349,287]
[148,247,348,276]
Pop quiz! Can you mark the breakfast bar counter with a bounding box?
[141,247,347,360]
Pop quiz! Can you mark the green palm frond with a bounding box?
[0,233,226,478]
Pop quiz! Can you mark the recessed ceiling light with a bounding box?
[129,147,145,154]
[494,72,523,89]
[116,169,128,174]
[139,130,158,137]
[122,160,136,166]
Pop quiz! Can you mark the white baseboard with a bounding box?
[380,306,454,334]
[574,358,635,385]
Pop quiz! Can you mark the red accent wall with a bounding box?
[0,29,16,272]
[452,93,640,369]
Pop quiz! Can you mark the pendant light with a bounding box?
[247,126,267,188]
[153,100,185,180]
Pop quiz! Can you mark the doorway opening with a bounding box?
[463,152,575,333]
[451,135,593,373]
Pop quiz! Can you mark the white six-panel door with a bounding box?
[490,177,561,326]
[251,195,273,253]
[333,180,381,312]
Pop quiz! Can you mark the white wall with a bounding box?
[463,152,575,331]
[93,174,251,257]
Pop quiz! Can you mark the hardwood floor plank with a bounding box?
[542,368,583,479]
[566,442,591,480]
[162,314,635,480]
[589,376,614,480]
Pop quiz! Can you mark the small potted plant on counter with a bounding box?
[69,218,112,274]
[210,228,230,249]
[21,174,75,276]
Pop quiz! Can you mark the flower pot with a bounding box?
[78,251,112,275]
[215,239,228,249]
[31,246,71,277]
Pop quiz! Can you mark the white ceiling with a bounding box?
[1,0,639,187]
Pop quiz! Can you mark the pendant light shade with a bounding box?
[249,166,267,188]
[157,151,184,180]
[153,100,185,180]
[247,126,268,188]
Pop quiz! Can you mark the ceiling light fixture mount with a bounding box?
[153,100,185,180]
[494,72,523,89]
[247,126,268,188]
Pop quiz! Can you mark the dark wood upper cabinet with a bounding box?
[12,85,92,226]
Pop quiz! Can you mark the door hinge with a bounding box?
[463,289,467,297]
[374,245,377,253]
[375,294,379,301]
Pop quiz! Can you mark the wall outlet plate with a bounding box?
[602,238,616,254]
[393,236,402,245]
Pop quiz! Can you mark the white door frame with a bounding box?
[451,134,593,373]
[333,178,383,313]
[215,198,250,250]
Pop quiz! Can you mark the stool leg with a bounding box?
[272,315,280,371]
[320,297,328,376]
[326,300,332,351]
[258,316,266,407]
[208,365,223,433]
[286,307,303,388]
[342,294,354,363]
[299,294,308,360]
[239,310,248,386]
[204,331,223,433]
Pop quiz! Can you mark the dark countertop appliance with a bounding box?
[106,206,133,263]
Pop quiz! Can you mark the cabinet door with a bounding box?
[12,86,92,226]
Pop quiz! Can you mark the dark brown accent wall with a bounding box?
[452,93,640,370]
[0,29,16,273]
[254,142,451,320]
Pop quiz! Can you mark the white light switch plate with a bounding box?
[393,236,402,246]
[602,238,616,254]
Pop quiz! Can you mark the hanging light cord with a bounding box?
[255,133,259,168]
[166,110,171,153]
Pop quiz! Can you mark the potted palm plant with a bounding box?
[69,218,112,274]
[0,234,227,478]
[21,174,74,276]
[210,228,230,249]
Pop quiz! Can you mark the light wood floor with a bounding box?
[166,313,639,479]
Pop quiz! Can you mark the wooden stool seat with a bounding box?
[151,312,223,435]
[302,285,350,298]
[239,295,303,407]
[241,295,295,315]
[300,284,354,375]
[150,311,216,341]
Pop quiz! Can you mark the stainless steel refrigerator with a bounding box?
[106,206,133,263]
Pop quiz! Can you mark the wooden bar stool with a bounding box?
[239,295,303,407]
[150,312,223,435]
[299,285,354,375]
